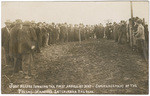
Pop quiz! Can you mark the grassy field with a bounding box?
[2,38,148,94]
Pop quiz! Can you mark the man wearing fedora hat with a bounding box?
[17,21,37,78]
[73,24,79,42]
[9,19,23,75]
[35,22,43,52]
[2,20,12,66]
[118,20,127,44]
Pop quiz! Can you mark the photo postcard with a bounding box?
[1,0,149,94]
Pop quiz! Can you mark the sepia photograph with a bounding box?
[1,0,149,94]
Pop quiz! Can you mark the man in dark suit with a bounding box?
[41,22,48,47]
[9,19,23,74]
[18,21,37,78]
[36,22,43,50]
[48,24,54,45]
[59,24,66,42]
[94,25,100,39]
[118,21,127,44]
[73,24,79,42]
[113,22,119,42]
[68,24,74,42]
[2,20,12,66]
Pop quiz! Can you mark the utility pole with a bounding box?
[130,1,134,47]
[130,1,133,18]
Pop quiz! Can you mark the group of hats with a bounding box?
[5,19,36,25]
[5,19,23,24]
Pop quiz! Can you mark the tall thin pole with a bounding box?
[130,1,133,18]
[130,1,134,47]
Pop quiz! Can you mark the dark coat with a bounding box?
[94,26,100,39]
[118,24,127,43]
[80,27,85,41]
[35,27,43,47]
[73,27,79,41]
[2,27,10,53]
[68,27,74,42]
[113,24,120,41]
[54,27,60,41]
[60,26,66,39]
[18,25,37,54]
[41,27,47,36]
[47,26,53,44]
[9,25,21,57]
[41,27,48,46]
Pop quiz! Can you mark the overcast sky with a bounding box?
[1,1,149,27]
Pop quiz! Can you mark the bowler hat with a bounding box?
[136,19,142,24]
[31,20,35,24]
[15,19,23,24]
[5,20,12,24]
[37,22,42,26]
[23,21,31,26]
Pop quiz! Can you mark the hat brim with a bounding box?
[5,22,11,24]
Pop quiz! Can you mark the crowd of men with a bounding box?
[2,17,149,78]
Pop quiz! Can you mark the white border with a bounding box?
[0,0,149,96]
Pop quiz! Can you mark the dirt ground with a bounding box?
[2,38,148,94]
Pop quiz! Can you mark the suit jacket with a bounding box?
[18,25,37,54]
[9,25,21,57]
[2,27,10,53]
